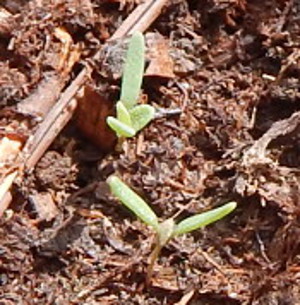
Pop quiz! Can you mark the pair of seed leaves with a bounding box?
[107,32,155,138]
[107,176,237,250]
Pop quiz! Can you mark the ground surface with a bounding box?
[1,0,300,304]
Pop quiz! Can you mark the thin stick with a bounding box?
[25,99,78,169]
[111,0,168,40]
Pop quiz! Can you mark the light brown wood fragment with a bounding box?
[0,137,22,163]
[28,192,58,222]
[145,32,174,78]
[0,171,17,216]
[17,74,64,117]
[0,7,15,37]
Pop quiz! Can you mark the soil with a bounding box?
[1,0,300,304]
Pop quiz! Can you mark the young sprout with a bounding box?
[106,32,155,139]
[107,175,237,282]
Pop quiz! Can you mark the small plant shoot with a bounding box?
[107,175,237,282]
[106,32,155,138]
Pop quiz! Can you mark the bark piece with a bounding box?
[29,192,59,222]
[75,86,116,151]
[0,7,15,37]
[243,111,300,166]
[145,32,175,79]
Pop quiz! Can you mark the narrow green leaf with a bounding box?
[107,176,159,231]
[129,105,155,132]
[106,116,136,138]
[173,202,237,236]
[120,32,145,109]
[116,101,132,126]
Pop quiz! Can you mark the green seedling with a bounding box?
[107,175,237,282]
[106,32,155,138]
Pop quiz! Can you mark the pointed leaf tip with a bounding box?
[173,201,237,236]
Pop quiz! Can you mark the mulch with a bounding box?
[0,0,300,304]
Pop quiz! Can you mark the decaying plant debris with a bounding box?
[0,0,300,304]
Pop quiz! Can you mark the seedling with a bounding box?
[107,175,237,282]
[107,32,155,138]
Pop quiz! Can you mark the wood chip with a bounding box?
[243,110,300,166]
[0,7,15,37]
[28,192,59,222]
[145,32,175,78]
[75,85,116,151]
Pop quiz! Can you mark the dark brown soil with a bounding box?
[1,0,300,304]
